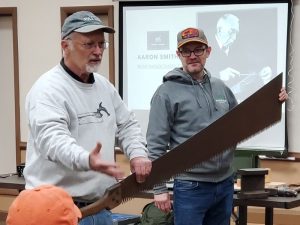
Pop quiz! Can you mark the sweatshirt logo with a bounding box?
[77,102,110,125]
[95,102,110,118]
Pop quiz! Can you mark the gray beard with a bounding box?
[86,63,100,73]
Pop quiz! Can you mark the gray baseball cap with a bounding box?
[61,11,115,39]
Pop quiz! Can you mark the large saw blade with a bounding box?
[81,73,283,217]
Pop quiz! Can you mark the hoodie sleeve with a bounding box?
[146,89,173,194]
[225,85,238,109]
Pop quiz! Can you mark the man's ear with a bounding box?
[61,39,69,51]
[206,46,212,58]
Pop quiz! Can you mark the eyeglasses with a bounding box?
[179,47,207,57]
[68,39,109,50]
[81,41,109,50]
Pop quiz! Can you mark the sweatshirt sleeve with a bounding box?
[112,87,148,160]
[26,99,90,171]
[146,90,172,194]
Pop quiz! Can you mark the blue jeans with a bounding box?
[173,176,234,225]
[79,209,113,225]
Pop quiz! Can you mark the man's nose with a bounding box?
[190,51,197,58]
[92,45,103,54]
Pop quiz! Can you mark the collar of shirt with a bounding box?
[60,58,95,84]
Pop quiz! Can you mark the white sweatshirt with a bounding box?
[24,64,147,200]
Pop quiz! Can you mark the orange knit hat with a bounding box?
[6,185,81,225]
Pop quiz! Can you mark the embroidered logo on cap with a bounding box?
[181,28,199,40]
[83,15,98,22]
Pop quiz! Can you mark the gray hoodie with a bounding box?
[146,67,238,194]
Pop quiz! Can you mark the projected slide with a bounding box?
[200,9,277,103]
[120,2,289,150]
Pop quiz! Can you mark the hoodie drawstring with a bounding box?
[190,78,202,108]
[207,79,218,112]
[187,73,218,117]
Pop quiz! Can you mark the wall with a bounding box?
[288,0,300,153]
[0,15,16,174]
